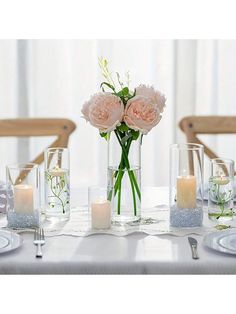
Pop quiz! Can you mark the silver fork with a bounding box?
[34,227,45,258]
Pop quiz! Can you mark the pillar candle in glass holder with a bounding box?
[177,175,196,209]
[91,200,111,229]
[6,163,40,229]
[14,184,34,214]
[170,143,203,228]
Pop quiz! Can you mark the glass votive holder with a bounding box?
[169,143,204,228]
[44,147,70,221]
[208,158,234,222]
[88,186,111,230]
[6,163,40,229]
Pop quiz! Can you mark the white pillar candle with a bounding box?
[91,199,111,229]
[14,184,34,214]
[177,175,196,209]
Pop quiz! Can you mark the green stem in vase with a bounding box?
[128,170,137,216]
[216,202,225,219]
[113,130,140,216]
[114,136,126,215]
[114,130,141,199]
[107,153,125,202]
[117,174,122,215]
[115,136,136,215]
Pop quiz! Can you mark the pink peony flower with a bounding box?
[135,84,166,113]
[81,100,90,121]
[81,93,124,133]
[124,95,162,134]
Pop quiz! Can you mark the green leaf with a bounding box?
[117,123,129,132]
[116,91,122,97]
[121,133,132,144]
[100,82,115,92]
[100,132,110,141]
[131,130,140,140]
[122,87,129,95]
[59,179,65,190]
[215,224,230,230]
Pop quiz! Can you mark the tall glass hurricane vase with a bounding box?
[107,131,141,224]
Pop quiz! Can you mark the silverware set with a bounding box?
[34,227,45,258]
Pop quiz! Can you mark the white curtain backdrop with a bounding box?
[0,39,236,186]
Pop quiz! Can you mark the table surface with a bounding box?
[0,187,236,275]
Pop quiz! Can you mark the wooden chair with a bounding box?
[0,118,76,165]
[179,116,236,159]
[179,116,236,174]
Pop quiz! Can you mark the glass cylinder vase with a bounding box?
[6,163,40,229]
[44,147,70,221]
[208,158,234,222]
[107,131,141,225]
[169,143,204,228]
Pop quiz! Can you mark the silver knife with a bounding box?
[188,237,199,260]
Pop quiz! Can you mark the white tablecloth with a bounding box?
[0,187,236,274]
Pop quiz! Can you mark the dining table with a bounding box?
[0,187,236,275]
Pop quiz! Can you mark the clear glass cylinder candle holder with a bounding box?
[208,158,234,222]
[169,143,204,228]
[44,147,70,221]
[88,186,111,230]
[6,163,40,229]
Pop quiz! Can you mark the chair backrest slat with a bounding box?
[180,116,236,134]
[0,118,76,165]
[179,115,236,174]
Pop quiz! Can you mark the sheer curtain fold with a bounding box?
[0,40,18,179]
[0,39,236,186]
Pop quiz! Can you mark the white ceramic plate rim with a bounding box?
[218,233,236,251]
[0,229,23,254]
[203,229,236,255]
[0,235,10,249]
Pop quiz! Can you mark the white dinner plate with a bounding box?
[203,229,236,255]
[0,230,23,254]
